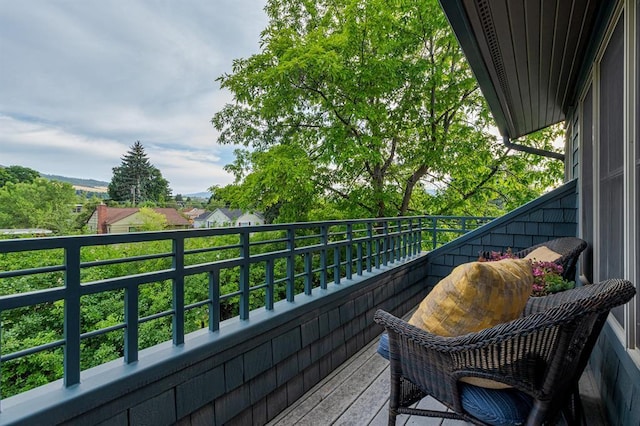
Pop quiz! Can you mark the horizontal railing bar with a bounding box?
[184,258,244,275]
[248,283,268,292]
[184,244,242,255]
[249,237,288,246]
[184,299,211,311]
[0,287,66,310]
[1,339,65,362]
[80,252,173,268]
[220,290,243,300]
[80,270,176,294]
[139,309,175,324]
[80,322,127,340]
[0,264,66,279]
[273,277,288,286]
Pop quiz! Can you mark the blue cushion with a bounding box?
[377,333,389,359]
[460,384,533,426]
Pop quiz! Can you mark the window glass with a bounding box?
[598,16,625,324]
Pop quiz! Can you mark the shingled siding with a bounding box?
[591,324,640,426]
[48,256,427,426]
[422,179,578,288]
[175,259,426,426]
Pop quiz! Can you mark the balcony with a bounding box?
[0,180,597,425]
[268,326,608,425]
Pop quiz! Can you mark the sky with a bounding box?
[0,0,268,195]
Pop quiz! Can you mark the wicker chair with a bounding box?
[374,279,635,425]
[481,237,587,281]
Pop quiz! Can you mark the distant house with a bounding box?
[86,205,191,234]
[182,208,207,222]
[198,208,265,228]
[192,210,213,228]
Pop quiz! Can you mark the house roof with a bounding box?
[103,208,139,225]
[439,0,609,139]
[152,208,191,226]
[216,208,245,221]
[102,207,190,226]
[194,211,213,221]
[182,208,207,220]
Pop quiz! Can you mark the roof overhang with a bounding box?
[439,0,607,140]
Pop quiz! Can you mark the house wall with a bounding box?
[109,213,145,234]
[86,210,99,233]
[236,213,264,226]
[565,1,640,423]
[591,323,640,426]
[207,210,232,227]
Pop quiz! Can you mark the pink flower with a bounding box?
[479,247,572,296]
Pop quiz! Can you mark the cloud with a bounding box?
[0,0,267,194]
[0,115,236,194]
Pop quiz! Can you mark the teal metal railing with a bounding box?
[0,215,492,401]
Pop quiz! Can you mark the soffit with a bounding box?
[440,0,603,139]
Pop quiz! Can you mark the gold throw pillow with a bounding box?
[408,258,533,389]
[408,259,533,337]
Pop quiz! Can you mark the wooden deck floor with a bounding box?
[268,335,608,426]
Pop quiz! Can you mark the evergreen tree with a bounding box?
[108,141,172,204]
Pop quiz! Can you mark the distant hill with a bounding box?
[41,173,109,188]
[5,167,210,198]
[184,191,211,199]
[41,173,109,193]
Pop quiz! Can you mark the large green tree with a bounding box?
[0,165,40,187]
[0,178,77,234]
[108,141,171,205]
[212,0,562,220]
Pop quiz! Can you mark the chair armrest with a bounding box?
[374,309,559,404]
[374,279,635,408]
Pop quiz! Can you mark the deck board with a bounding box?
[269,338,388,426]
[269,334,607,426]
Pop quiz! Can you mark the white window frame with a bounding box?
[581,0,639,366]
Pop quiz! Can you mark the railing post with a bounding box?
[404,220,411,257]
[432,217,438,250]
[172,237,185,345]
[209,269,220,331]
[346,224,353,280]
[320,225,328,289]
[239,232,251,319]
[374,224,381,269]
[366,222,373,272]
[304,254,312,295]
[266,259,275,309]
[64,242,81,387]
[356,241,363,275]
[383,221,389,266]
[418,217,423,253]
[397,220,403,259]
[124,282,138,363]
[287,228,296,301]
[333,244,341,284]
